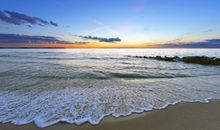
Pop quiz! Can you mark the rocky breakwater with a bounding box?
[129,56,220,65]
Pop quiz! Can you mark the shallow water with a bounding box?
[0,49,220,127]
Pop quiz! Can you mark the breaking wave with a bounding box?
[0,49,220,128]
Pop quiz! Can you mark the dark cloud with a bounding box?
[0,10,58,27]
[0,33,75,44]
[160,39,220,48]
[79,35,121,43]
[50,21,58,27]
[73,41,89,44]
[167,38,184,43]
[27,25,33,28]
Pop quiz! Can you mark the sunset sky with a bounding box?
[0,0,220,48]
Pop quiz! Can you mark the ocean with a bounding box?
[0,49,220,127]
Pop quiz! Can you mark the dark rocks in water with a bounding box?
[135,56,143,58]
[163,56,181,62]
[130,55,220,65]
[182,56,220,65]
[153,56,176,62]
[134,56,181,62]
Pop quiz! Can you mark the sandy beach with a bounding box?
[1,100,220,130]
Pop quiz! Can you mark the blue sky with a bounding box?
[0,0,220,48]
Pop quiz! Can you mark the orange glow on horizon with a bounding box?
[0,38,209,48]
[0,42,156,48]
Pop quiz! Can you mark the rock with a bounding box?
[131,55,181,62]
[182,56,220,65]
[154,56,180,62]
[130,55,220,65]
[163,56,177,62]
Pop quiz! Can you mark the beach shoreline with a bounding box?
[1,100,220,130]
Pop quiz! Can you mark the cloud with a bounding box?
[159,39,220,48]
[0,33,77,44]
[166,38,184,43]
[78,35,121,43]
[50,21,58,27]
[0,10,58,27]
[72,41,89,44]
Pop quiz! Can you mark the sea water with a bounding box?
[0,49,220,127]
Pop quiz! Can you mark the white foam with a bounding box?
[0,76,220,128]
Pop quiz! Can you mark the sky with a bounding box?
[0,0,220,48]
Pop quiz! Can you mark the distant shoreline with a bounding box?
[0,47,220,49]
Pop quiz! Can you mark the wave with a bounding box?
[2,69,217,80]
[0,75,220,128]
[0,55,20,58]
[110,72,191,79]
[42,57,77,60]
[35,74,109,80]
[0,90,219,127]
[30,72,193,80]
[0,55,128,61]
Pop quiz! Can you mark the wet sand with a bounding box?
[1,100,220,130]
